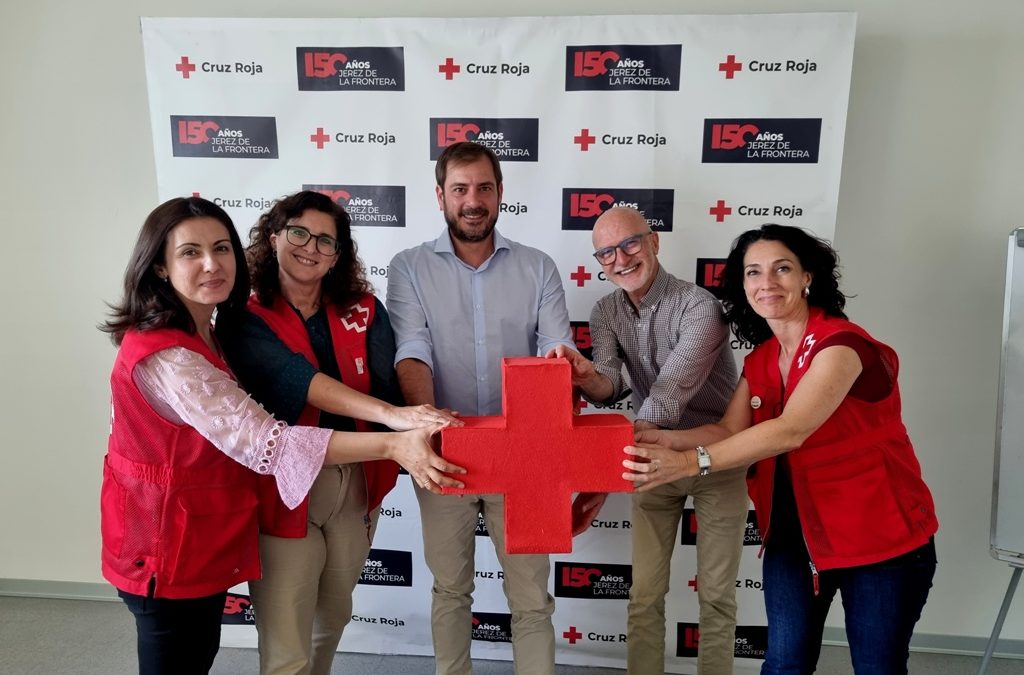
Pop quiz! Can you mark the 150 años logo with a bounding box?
[296,47,405,91]
[170,116,278,159]
[561,188,673,231]
[357,548,412,587]
[554,562,632,600]
[702,118,821,164]
[677,623,768,659]
[680,508,762,546]
[471,612,513,643]
[429,118,539,162]
[221,593,254,625]
[304,184,406,228]
[565,44,681,91]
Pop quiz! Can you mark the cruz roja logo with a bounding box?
[175,55,263,78]
[352,614,406,628]
[436,56,531,79]
[717,54,818,78]
[562,624,627,645]
[708,199,804,223]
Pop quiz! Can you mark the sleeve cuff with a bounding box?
[636,400,679,429]
[273,426,332,509]
[394,341,434,371]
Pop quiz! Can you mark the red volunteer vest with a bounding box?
[246,293,400,537]
[100,328,260,599]
[744,309,938,571]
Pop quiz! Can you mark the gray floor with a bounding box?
[1,596,1021,674]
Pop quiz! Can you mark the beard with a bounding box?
[444,205,499,243]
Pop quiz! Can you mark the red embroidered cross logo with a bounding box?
[340,304,370,333]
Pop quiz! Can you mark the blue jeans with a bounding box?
[119,589,226,675]
[761,538,936,675]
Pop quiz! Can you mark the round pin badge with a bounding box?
[750,396,762,409]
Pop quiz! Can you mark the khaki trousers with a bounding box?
[249,464,377,675]
[416,488,555,675]
[627,468,749,675]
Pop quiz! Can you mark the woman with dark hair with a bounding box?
[622,224,938,674]
[216,190,457,675]
[100,197,463,675]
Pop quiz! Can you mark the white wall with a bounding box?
[1,0,1021,645]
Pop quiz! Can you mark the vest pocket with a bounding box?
[798,448,909,557]
[167,485,259,587]
[99,458,127,558]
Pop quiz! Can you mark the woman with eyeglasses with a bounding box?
[100,196,463,675]
[622,224,938,674]
[216,190,459,675]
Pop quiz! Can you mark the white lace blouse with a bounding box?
[132,346,331,509]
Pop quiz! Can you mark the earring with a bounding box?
[802,285,810,298]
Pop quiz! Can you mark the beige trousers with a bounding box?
[416,488,555,675]
[249,464,377,675]
[627,468,749,675]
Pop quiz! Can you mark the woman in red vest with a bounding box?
[622,224,937,674]
[215,190,458,675]
[100,197,463,675]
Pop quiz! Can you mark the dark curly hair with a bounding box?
[247,190,370,308]
[721,223,847,346]
[100,197,249,346]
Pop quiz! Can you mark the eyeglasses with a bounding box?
[284,224,340,256]
[593,232,653,264]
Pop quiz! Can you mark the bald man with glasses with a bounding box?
[550,206,748,675]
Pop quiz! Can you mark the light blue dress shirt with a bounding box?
[387,229,574,416]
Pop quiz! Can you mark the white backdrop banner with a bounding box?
[142,13,855,673]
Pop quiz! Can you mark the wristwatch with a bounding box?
[695,446,712,477]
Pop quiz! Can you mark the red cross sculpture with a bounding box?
[441,357,634,554]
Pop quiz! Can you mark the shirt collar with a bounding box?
[618,263,669,312]
[432,228,510,257]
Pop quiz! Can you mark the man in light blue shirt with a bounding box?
[387,141,573,675]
